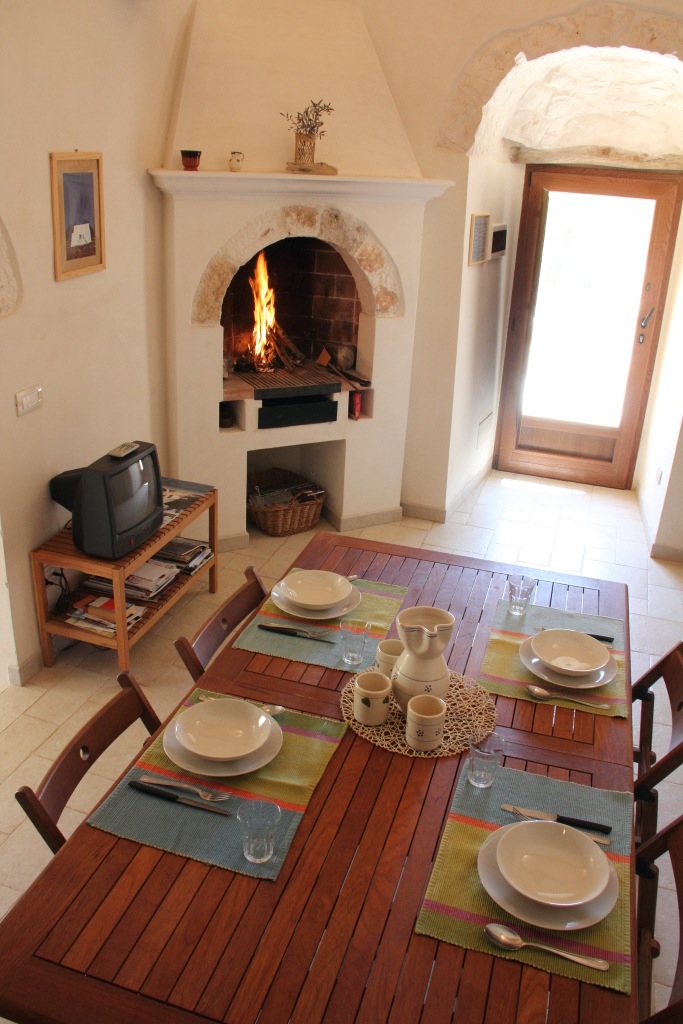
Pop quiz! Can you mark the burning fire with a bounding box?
[249,251,276,371]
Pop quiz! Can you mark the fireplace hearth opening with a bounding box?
[222,237,361,380]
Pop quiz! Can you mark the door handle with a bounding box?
[641,306,655,328]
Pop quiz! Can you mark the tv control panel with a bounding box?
[108,442,140,459]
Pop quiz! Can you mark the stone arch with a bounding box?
[438,3,683,154]
[192,204,403,325]
[0,216,22,318]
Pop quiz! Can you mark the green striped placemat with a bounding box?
[88,689,348,880]
[233,578,407,671]
[477,601,628,717]
[416,765,632,993]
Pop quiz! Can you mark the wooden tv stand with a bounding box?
[30,479,218,672]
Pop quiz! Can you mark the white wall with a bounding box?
[0,0,193,681]
[635,224,683,555]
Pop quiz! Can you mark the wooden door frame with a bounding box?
[494,165,683,488]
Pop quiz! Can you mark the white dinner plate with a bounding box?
[519,637,617,691]
[270,580,361,620]
[477,823,619,930]
[163,714,283,777]
[174,697,271,761]
[280,570,352,610]
[530,629,609,676]
[495,820,610,906]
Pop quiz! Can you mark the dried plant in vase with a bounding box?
[281,100,337,174]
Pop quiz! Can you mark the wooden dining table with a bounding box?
[0,531,636,1024]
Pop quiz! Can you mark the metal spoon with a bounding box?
[484,923,610,971]
[197,695,286,717]
[526,684,610,710]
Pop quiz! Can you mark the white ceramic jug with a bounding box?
[391,606,455,713]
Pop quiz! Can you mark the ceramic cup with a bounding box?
[405,694,447,751]
[229,150,244,171]
[468,731,505,788]
[236,799,281,863]
[180,149,201,171]
[507,574,535,616]
[341,619,370,667]
[353,670,392,726]
[375,639,404,677]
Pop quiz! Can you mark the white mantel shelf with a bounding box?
[149,169,454,204]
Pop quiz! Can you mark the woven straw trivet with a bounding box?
[339,672,496,757]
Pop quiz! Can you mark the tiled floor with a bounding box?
[0,470,681,1016]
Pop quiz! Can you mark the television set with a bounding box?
[49,441,164,559]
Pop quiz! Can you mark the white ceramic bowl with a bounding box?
[495,820,610,907]
[174,699,271,762]
[279,570,352,610]
[529,629,609,677]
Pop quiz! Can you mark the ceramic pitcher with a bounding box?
[391,606,455,712]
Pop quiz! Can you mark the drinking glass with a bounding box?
[237,800,281,863]
[341,619,369,666]
[468,732,504,788]
[508,575,535,616]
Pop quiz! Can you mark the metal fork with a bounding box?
[139,775,230,802]
[509,806,610,846]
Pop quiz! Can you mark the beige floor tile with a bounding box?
[648,586,683,623]
[425,521,493,556]
[629,614,683,658]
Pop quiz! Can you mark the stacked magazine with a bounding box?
[84,558,180,602]
[67,594,148,637]
[155,536,213,575]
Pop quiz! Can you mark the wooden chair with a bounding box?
[15,671,161,854]
[174,565,267,682]
[632,642,683,843]
[635,813,683,1022]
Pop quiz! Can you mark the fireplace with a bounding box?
[150,172,450,545]
[149,0,451,547]
[220,237,365,429]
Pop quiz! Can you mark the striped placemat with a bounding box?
[88,689,348,880]
[415,765,632,993]
[477,601,628,717]
[233,578,407,671]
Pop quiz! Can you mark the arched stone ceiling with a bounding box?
[438,3,683,160]
[471,45,683,167]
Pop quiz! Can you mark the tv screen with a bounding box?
[50,441,164,559]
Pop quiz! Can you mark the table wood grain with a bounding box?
[0,533,636,1024]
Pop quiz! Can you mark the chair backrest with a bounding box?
[636,813,683,1022]
[632,642,683,842]
[174,565,267,682]
[15,671,161,854]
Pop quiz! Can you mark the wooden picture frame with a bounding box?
[50,152,105,281]
[468,212,490,265]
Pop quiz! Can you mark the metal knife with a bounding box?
[258,624,337,644]
[501,804,612,835]
[129,780,231,816]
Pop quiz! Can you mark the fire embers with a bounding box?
[247,252,305,372]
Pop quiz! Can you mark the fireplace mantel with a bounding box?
[149,169,453,204]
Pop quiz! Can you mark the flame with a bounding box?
[249,251,275,370]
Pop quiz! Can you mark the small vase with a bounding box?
[294,133,316,165]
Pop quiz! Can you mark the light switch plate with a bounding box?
[15,385,43,416]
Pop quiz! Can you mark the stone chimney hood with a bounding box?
[164,0,422,177]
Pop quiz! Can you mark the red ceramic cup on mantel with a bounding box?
[180,149,201,171]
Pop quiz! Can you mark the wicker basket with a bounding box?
[246,468,325,537]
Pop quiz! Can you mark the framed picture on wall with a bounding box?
[468,212,490,265]
[50,151,105,281]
